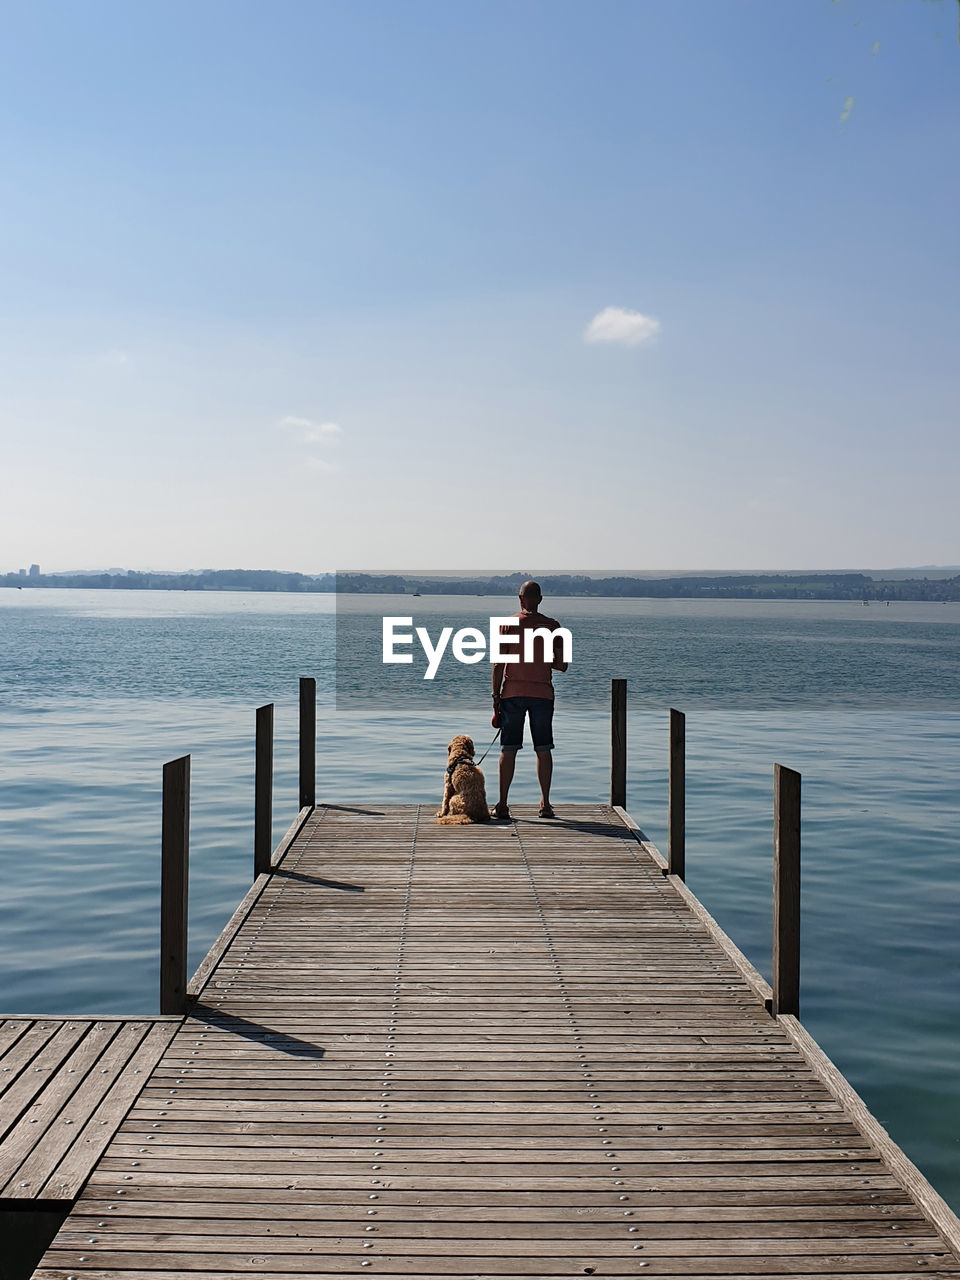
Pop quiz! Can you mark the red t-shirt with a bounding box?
[500,610,563,701]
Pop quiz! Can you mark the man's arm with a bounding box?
[492,662,505,702]
[551,628,568,672]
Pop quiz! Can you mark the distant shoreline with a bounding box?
[3,569,959,602]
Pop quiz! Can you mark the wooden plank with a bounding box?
[42,1229,952,1256]
[32,1271,960,1280]
[67,1184,919,1209]
[30,1269,960,1280]
[0,1018,32,1062]
[32,1251,960,1275]
[0,1020,61,1110]
[59,1208,930,1233]
[70,1197,920,1219]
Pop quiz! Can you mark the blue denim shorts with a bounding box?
[499,696,554,752]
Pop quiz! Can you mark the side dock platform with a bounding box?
[23,802,960,1278]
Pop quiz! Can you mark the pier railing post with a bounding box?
[610,679,627,808]
[255,703,274,877]
[161,754,190,1015]
[299,676,316,810]
[772,763,801,1017]
[668,708,685,880]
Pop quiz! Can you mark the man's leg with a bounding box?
[535,748,554,817]
[496,749,517,818]
[529,698,556,818]
[494,698,522,818]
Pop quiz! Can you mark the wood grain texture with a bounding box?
[31,802,960,1278]
[186,804,314,999]
[0,1018,177,1200]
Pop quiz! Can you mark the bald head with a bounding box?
[519,580,543,608]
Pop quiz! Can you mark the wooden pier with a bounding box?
[23,797,960,1278]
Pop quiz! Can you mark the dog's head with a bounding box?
[447,734,475,761]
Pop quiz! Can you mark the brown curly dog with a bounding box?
[436,734,491,825]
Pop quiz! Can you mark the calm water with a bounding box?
[1,588,959,1208]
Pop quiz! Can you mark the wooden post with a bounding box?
[160,755,190,1015]
[668,708,685,880]
[299,676,316,810]
[610,679,627,808]
[255,703,274,878]
[772,763,801,1017]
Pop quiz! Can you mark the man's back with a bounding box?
[500,609,562,701]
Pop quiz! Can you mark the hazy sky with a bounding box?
[1,1,957,573]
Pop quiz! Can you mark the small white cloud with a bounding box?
[303,422,342,445]
[279,416,345,475]
[278,416,343,445]
[584,306,661,347]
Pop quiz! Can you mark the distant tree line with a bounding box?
[337,571,960,601]
[5,568,960,600]
[1,569,337,592]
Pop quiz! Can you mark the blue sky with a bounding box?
[1,0,957,572]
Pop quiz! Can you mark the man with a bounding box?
[491,580,568,820]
